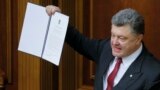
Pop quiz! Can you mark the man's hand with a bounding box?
[46,5,61,16]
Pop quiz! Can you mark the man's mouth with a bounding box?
[113,46,122,53]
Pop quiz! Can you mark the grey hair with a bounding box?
[111,8,144,34]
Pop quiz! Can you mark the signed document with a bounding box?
[18,2,69,66]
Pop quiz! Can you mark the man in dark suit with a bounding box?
[46,6,160,90]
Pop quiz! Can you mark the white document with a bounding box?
[18,2,69,66]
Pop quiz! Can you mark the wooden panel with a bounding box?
[75,0,94,90]
[40,60,58,90]
[75,0,95,89]
[1,0,15,85]
[6,0,12,84]
[0,69,5,89]
[0,0,7,76]
[6,0,19,89]
[0,0,18,89]
[58,0,76,90]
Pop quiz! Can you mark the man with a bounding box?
[46,5,160,90]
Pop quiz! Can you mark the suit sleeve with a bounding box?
[65,25,105,63]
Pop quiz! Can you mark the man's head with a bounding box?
[110,8,144,57]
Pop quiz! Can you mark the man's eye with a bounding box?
[119,37,126,41]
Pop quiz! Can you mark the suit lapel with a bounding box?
[100,44,114,77]
[114,71,143,90]
[113,47,146,90]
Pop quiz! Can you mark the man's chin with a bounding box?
[112,52,122,57]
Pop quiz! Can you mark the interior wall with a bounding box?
[58,0,76,90]
[0,0,18,89]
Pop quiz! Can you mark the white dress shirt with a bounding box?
[103,44,142,90]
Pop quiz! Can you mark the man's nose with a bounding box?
[112,38,119,45]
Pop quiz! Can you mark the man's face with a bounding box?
[111,24,143,57]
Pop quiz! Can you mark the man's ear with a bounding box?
[136,34,143,44]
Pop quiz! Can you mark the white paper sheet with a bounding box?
[18,2,69,66]
[42,12,69,65]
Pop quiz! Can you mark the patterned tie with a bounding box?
[106,58,122,90]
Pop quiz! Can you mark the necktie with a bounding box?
[106,58,122,90]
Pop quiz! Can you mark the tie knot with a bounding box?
[117,58,122,64]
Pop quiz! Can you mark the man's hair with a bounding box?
[111,8,144,35]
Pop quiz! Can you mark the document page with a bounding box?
[42,12,69,65]
[18,2,49,57]
[18,2,69,66]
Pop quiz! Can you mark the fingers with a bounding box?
[46,5,61,16]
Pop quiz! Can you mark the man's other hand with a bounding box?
[46,5,61,16]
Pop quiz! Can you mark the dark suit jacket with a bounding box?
[65,26,160,90]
